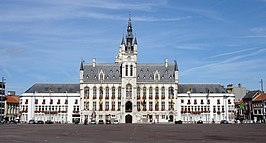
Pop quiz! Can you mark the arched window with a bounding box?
[105,86,109,99]
[143,87,147,99]
[125,65,128,76]
[93,86,97,99]
[137,86,140,99]
[100,73,104,81]
[168,87,174,99]
[99,86,103,99]
[149,87,153,99]
[161,87,165,99]
[118,86,122,99]
[112,86,116,99]
[155,87,159,99]
[130,65,133,76]
[84,87,89,99]
[126,84,132,99]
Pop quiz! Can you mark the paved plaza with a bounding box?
[1,123,266,143]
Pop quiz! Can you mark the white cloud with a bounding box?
[209,48,255,59]
[181,48,266,76]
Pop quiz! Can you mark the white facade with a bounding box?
[177,93,235,123]
[20,16,236,124]
[20,85,80,123]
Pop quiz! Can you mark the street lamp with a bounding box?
[1,77,6,124]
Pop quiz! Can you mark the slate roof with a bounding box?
[83,64,122,83]
[83,63,177,83]
[137,64,176,82]
[25,84,80,93]
[243,90,261,99]
[178,84,226,93]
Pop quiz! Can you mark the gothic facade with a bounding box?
[80,17,179,123]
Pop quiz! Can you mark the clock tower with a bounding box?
[115,14,138,123]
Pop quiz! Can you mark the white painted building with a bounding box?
[177,84,235,123]
[20,16,235,124]
[20,84,80,123]
[79,16,179,124]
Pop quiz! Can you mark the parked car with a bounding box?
[45,120,54,124]
[98,120,104,124]
[220,120,229,124]
[28,119,36,124]
[175,120,182,124]
[106,120,111,124]
[197,120,203,124]
[113,120,119,124]
[90,120,96,124]
[37,120,44,124]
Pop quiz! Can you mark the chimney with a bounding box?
[165,59,168,67]
[92,58,96,67]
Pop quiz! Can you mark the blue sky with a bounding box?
[0,0,266,94]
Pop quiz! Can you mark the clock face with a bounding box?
[127,56,131,61]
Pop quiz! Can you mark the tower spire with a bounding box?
[126,11,134,53]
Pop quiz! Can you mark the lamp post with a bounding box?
[1,77,6,124]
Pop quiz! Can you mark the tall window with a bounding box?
[84,87,89,99]
[112,102,115,111]
[137,102,140,111]
[105,102,109,110]
[112,86,116,99]
[125,65,128,76]
[143,87,147,99]
[93,101,96,110]
[118,102,121,111]
[126,84,132,99]
[161,101,165,111]
[137,86,140,99]
[100,73,104,81]
[105,86,109,99]
[130,65,133,76]
[149,87,153,99]
[93,86,97,99]
[99,86,103,99]
[118,86,121,99]
[155,101,159,111]
[161,87,165,99]
[168,87,174,99]
[84,101,89,110]
[149,102,153,111]
[155,87,159,99]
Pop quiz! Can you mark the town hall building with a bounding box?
[20,16,235,124]
[79,16,178,123]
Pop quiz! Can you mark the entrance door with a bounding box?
[169,115,173,122]
[125,114,132,123]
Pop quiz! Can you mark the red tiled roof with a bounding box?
[6,95,20,104]
[253,93,266,101]
[235,98,243,105]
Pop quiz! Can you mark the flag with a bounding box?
[239,103,244,108]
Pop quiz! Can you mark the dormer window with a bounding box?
[99,70,104,81]
[154,70,160,81]
[100,74,103,80]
